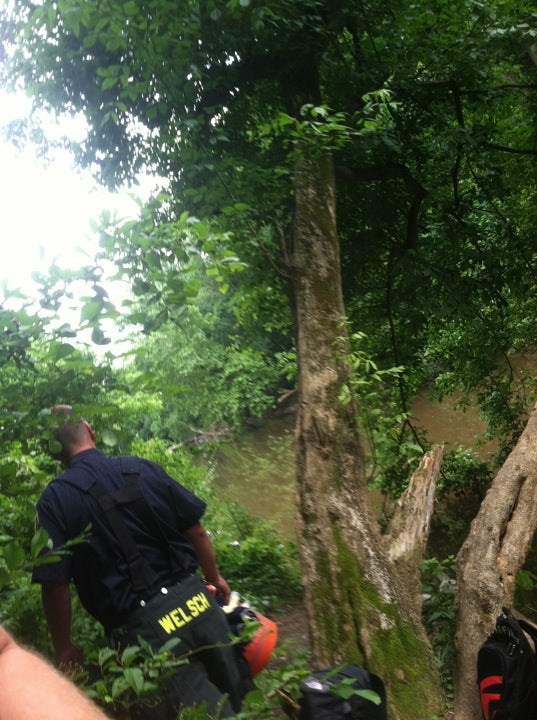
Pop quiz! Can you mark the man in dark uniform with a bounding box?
[32,406,250,718]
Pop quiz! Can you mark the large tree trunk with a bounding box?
[454,401,537,720]
[290,143,445,720]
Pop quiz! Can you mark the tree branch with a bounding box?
[336,162,428,250]
[483,143,537,156]
[385,445,444,608]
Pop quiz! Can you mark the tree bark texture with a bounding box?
[290,144,444,720]
[454,401,537,720]
[385,445,444,612]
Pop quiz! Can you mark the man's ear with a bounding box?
[83,422,96,442]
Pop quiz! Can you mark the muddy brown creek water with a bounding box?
[210,387,502,541]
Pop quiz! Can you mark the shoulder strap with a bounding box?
[117,458,191,578]
[67,456,189,593]
[88,479,158,593]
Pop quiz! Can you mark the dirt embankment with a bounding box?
[270,603,310,654]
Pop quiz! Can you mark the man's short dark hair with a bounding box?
[50,405,87,453]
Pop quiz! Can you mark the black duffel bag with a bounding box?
[299,664,388,720]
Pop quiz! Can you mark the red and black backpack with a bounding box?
[477,607,537,720]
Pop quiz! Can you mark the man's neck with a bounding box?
[66,445,97,464]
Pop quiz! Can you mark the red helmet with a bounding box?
[242,611,278,676]
[215,590,278,676]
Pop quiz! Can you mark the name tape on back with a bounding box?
[157,591,211,634]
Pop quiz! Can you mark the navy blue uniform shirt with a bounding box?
[32,449,207,631]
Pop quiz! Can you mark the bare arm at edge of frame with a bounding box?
[0,625,108,720]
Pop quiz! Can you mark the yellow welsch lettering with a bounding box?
[158,594,210,635]
[170,608,185,629]
[178,606,192,623]
[196,593,210,611]
[193,595,204,614]
[186,599,199,617]
[158,614,176,634]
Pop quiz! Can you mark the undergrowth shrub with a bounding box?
[420,555,456,697]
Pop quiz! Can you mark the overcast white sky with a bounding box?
[0,90,155,355]
[0,90,142,294]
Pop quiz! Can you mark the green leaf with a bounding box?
[136,636,152,654]
[124,667,145,695]
[30,528,51,559]
[3,542,25,571]
[46,5,56,29]
[101,428,118,447]
[331,679,381,705]
[0,567,10,589]
[102,76,118,91]
[158,637,181,653]
[81,301,102,323]
[32,554,62,567]
[120,645,141,667]
[51,342,76,360]
[0,462,18,483]
[354,689,381,705]
[111,676,129,699]
[91,327,111,345]
[98,647,118,667]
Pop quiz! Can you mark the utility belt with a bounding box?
[110,574,221,651]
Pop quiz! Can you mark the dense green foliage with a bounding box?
[4,0,536,463]
[2,0,537,714]
[131,300,285,442]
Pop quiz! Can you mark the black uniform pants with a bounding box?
[111,575,252,719]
